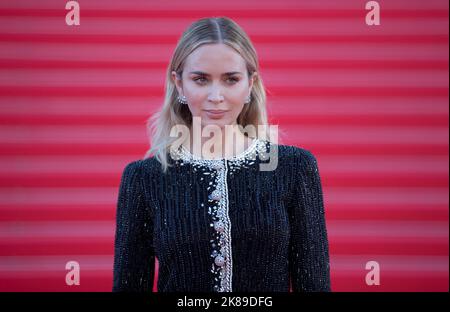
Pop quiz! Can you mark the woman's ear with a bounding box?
[248,71,257,93]
[171,71,183,94]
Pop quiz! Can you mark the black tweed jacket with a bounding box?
[113,139,331,292]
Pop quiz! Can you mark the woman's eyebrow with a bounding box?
[189,71,243,76]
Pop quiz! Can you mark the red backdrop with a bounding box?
[0,0,448,291]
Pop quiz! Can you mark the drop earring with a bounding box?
[177,94,188,105]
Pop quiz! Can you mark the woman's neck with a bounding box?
[184,126,254,160]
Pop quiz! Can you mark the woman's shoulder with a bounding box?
[121,156,163,177]
[268,141,318,166]
[266,142,322,186]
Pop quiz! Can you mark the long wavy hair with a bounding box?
[144,17,275,173]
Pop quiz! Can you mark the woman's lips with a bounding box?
[204,110,228,119]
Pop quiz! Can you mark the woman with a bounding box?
[113,17,331,292]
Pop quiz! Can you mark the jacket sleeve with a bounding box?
[288,149,331,292]
[112,160,155,292]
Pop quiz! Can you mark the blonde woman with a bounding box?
[113,17,331,292]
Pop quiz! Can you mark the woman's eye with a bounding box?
[194,77,207,83]
[227,78,239,84]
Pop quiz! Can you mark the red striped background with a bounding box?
[0,0,448,292]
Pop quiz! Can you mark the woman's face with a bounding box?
[172,43,256,130]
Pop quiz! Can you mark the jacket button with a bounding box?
[210,190,221,201]
[214,255,225,266]
[214,221,224,232]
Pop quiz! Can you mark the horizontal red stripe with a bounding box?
[0,33,448,44]
[329,237,449,256]
[0,204,447,222]
[0,238,114,256]
[0,172,447,188]
[0,8,448,19]
[0,143,146,156]
[268,86,450,97]
[327,204,449,221]
[0,271,113,292]
[261,60,450,70]
[0,272,447,292]
[0,174,119,187]
[269,115,449,127]
[284,143,450,156]
[0,59,166,70]
[0,237,447,257]
[1,98,447,117]
[0,266,447,292]
[0,114,447,127]
[0,115,149,126]
[1,43,444,62]
[0,257,445,291]
[0,59,447,70]
[325,176,449,189]
[331,272,448,292]
[0,86,448,97]
[0,205,115,222]
[0,143,447,157]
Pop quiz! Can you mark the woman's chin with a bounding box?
[201,119,229,129]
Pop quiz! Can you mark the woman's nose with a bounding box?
[208,87,224,102]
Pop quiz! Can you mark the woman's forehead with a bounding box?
[184,44,246,73]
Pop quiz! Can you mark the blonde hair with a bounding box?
[144,16,274,173]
